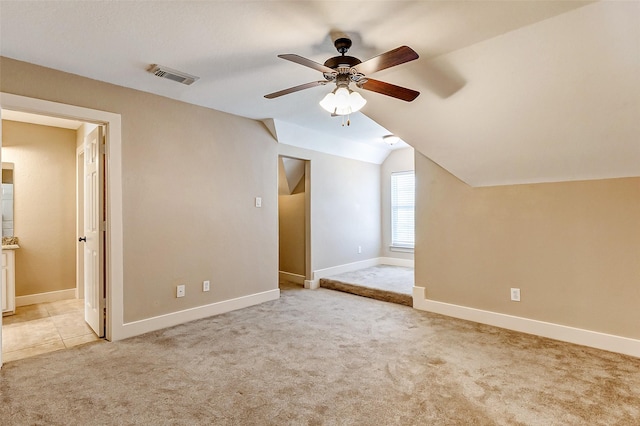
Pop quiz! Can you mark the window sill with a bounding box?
[389,245,414,253]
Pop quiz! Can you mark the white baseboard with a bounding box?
[379,257,414,268]
[304,280,318,290]
[313,258,381,281]
[279,271,305,284]
[310,257,414,288]
[16,288,76,307]
[116,289,280,340]
[413,286,640,358]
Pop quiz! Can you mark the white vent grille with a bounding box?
[148,64,199,85]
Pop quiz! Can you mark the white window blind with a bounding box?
[391,171,415,249]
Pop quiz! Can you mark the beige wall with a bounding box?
[1,57,278,323]
[278,156,306,277]
[278,192,305,276]
[2,120,77,296]
[278,144,381,271]
[381,147,414,260]
[416,152,640,339]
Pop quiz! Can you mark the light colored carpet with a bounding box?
[320,265,414,306]
[1,283,638,425]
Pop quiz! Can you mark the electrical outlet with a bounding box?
[510,288,521,302]
[177,284,185,298]
[358,245,362,254]
[255,197,262,208]
[203,280,210,292]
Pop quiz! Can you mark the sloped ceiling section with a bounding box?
[265,118,393,165]
[1,1,636,186]
[278,157,305,196]
[365,1,640,186]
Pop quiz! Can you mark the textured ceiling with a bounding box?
[1,1,637,185]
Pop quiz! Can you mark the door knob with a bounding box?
[78,236,87,242]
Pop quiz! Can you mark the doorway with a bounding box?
[277,156,311,287]
[0,92,124,369]
[0,111,104,362]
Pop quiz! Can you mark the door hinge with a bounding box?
[100,221,107,231]
[99,143,106,154]
[100,298,106,310]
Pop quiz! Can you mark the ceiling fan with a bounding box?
[265,36,420,117]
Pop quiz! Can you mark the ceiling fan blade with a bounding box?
[278,54,336,74]
[354,46,419,76]
[359,78,420,102]
[264,81,328,99]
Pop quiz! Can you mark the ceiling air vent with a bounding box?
[148,64,199,85]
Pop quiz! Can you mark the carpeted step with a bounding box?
[319,278,413,306]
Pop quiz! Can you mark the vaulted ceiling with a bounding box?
[1,1,638,186]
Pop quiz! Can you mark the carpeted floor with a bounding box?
[1,283,638,425]
[320,265,414,306]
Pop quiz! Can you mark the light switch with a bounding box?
[510,288,521,302]
[255,197,262,208]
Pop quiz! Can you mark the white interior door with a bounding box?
[82,126,104,337]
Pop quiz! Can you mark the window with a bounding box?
[391,171,415,250]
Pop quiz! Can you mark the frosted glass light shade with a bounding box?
[383,135,400,145]
[319,87,367,115]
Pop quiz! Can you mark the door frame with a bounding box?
[0,93,124,363]
[303,160,312,284]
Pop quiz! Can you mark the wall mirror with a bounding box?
[2,162,14,237]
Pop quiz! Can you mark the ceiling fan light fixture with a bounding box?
[349,90,367,112]
[319,86,367,116]
[383,135,400,145]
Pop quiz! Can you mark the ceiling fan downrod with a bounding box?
[334,37,352,55]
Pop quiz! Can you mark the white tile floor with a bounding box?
[2,299,101,363]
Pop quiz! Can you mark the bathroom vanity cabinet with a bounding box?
[2,162,17,315]
[2,247,16,315]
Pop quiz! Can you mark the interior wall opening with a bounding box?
[1,110,104,363]
[277,156,310,288]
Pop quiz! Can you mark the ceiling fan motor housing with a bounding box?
[323,55,366,85]
[323,55,361,70]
